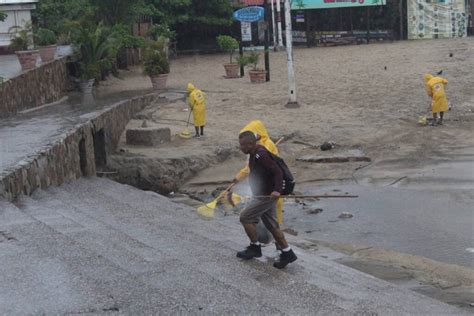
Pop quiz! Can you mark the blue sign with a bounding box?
[233,6,265,23]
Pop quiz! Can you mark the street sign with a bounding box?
[233,6,265,23]
[241,22,252,41]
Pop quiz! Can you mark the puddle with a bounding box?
[285,183,474,269]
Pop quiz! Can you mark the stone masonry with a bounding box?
[0,94,157,202]
[0,57,69,118]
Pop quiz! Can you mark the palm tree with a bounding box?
[74,24,119,81]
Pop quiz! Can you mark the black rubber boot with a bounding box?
[237,244,262,260]
[273,249,297,269]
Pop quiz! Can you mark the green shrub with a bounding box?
[141,38,170,76]
[216,35,239,64]
[236,55,249,68]
[73,24,120,80]
[246,51,260,71]
[9,35,29,51]
[111,24,145,49]
[9,23,33,51]
[35,28,57,46]
[78,62,101,80]
[122,35,145,49]
[147,24,175,41]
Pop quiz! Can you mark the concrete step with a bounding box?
[0,199,35,229]
[31,181,350,314]
[6,178,466,314]
[56,179,465,313]
[19,194,166,274]
[1,202,169,314]
[84,178,469,313]
[53,177,251,250]
[290,248,455,314]
[11,195,283,314]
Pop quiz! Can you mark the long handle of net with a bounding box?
[249,195,359,199]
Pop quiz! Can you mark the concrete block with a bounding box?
[126,127,171,147]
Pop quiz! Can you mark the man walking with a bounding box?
[237,131,297,269]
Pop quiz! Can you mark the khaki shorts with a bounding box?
[239,198,279,231]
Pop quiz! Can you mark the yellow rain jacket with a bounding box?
[235,120,279,180]
[187,83,206,127]
[236,120,284,224]
[424,74,449,113]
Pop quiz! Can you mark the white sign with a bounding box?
[241,22,252,42]
[407,0,467,39]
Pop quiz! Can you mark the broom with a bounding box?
[196,182,237,219]
[197,136,286,219]
[179,109,193,139]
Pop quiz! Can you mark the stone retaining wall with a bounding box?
[0,94,157,201]
[0,57,69,118]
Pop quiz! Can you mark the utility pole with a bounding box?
[399,0,404,40]
[271,0,277,50]
[284,0,299,108]
[366,6,370,44]
[276,0,284,49]
[264,0,270,81]
[239,32,244,77]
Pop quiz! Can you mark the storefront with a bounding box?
[289,0,393,46]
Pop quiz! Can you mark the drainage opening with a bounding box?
[93,129,107,168]
[79,138,87,175]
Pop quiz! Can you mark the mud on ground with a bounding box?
[106,38,474,186]
[100,38,474,310]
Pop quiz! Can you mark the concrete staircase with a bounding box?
[0,177,465,314]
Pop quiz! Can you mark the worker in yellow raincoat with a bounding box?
[424,73,449,126]
[232,120,284,226]
[187,83,206,137]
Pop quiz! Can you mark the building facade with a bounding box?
[0,0,38,52]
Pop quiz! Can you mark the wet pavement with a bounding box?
[283,183,474,268]
[0,55,22,79]
[0,47,74,80]
[0,89,153,176]
[183,146,474,269]
[0,177,464,314]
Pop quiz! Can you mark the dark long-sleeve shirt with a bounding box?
[248,145,283,196]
